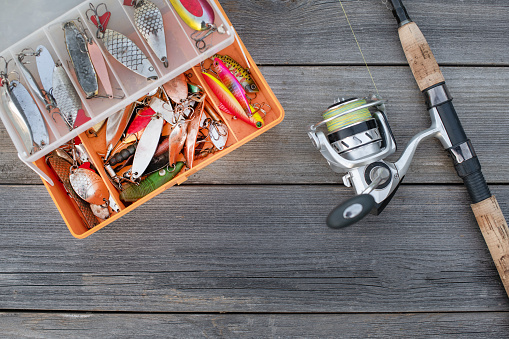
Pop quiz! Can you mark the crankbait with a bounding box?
[168,0,224,51]
[119,162,184,202]
[185,100,204,169]
[63,20,98,98]
[87,3,158,80]
[202,72,262,128]
[131,114,164,181]
[168,119,188,165]
[69,163,110,205]
[126,0,168,67]
[52,63,84,129]
[213,54,258,93]
[211,57,252,117]
[46,152,98,229]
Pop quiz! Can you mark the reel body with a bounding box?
[308,95,451,228]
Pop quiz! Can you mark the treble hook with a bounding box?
[0,57,12,80]
[86,2,108,39]
[191,24,226,52]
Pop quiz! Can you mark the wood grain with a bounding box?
[0,184,508,312]
[0,0,508,337]
[1,66,508,185]
[2,312,509,338]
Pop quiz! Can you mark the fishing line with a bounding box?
[337,0,380,96]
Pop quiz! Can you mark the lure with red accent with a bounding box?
[211,57,252,117]
[202,72,262,128]
[168,0,215,31]
[126,106,156,135]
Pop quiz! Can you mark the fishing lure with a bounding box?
[126,0,168,67]
[126,106,156,135]
[69,163,110,205]
[202,72,262,128]
[168,0,224,51]
[141,136,170,176]
[204,103,228,150]
[211,57,252,117]
[90,203,110,220]
[52,63,84,129]
[63,20,99,98]
[185,100,204,168]
[169,0,214,31]
[16,52,47,106]
[168,119,188,165]
[102,29,158,80]
[46,151,98,229]
[163,73,188,103]
[105,108,128,146]
[35,46,55,98]
[131,114,164,181]
[213,54,258,93]
[119,162,184,202]
[10,80,49,151]
[88,40,114,98]
[149,97,177,124]
[87,3,158,80]
[0,79,35,153]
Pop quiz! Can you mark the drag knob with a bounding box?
[327,194,375,229]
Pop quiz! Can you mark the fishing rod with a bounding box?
[308,0,509,295]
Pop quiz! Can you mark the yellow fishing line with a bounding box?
[337,0,380,95]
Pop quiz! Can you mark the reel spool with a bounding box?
[309,94,452,229]
[322,98,385,161]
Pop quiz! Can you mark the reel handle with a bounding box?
[327,194,375,229]
[472,196,509,296]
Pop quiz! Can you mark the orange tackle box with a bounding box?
[0,0,284,238]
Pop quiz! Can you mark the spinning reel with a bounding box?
[308,94,452,228]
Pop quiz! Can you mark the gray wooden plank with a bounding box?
[2,312,509,338]
[0,184,508,312]
[1,1,508,66]
[1,66,508,185]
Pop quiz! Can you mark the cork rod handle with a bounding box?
[471,196,509,295]
[398,22,445,91]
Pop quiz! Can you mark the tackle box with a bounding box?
[0,0,284,238]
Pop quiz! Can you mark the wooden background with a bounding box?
[1,0,509,337]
